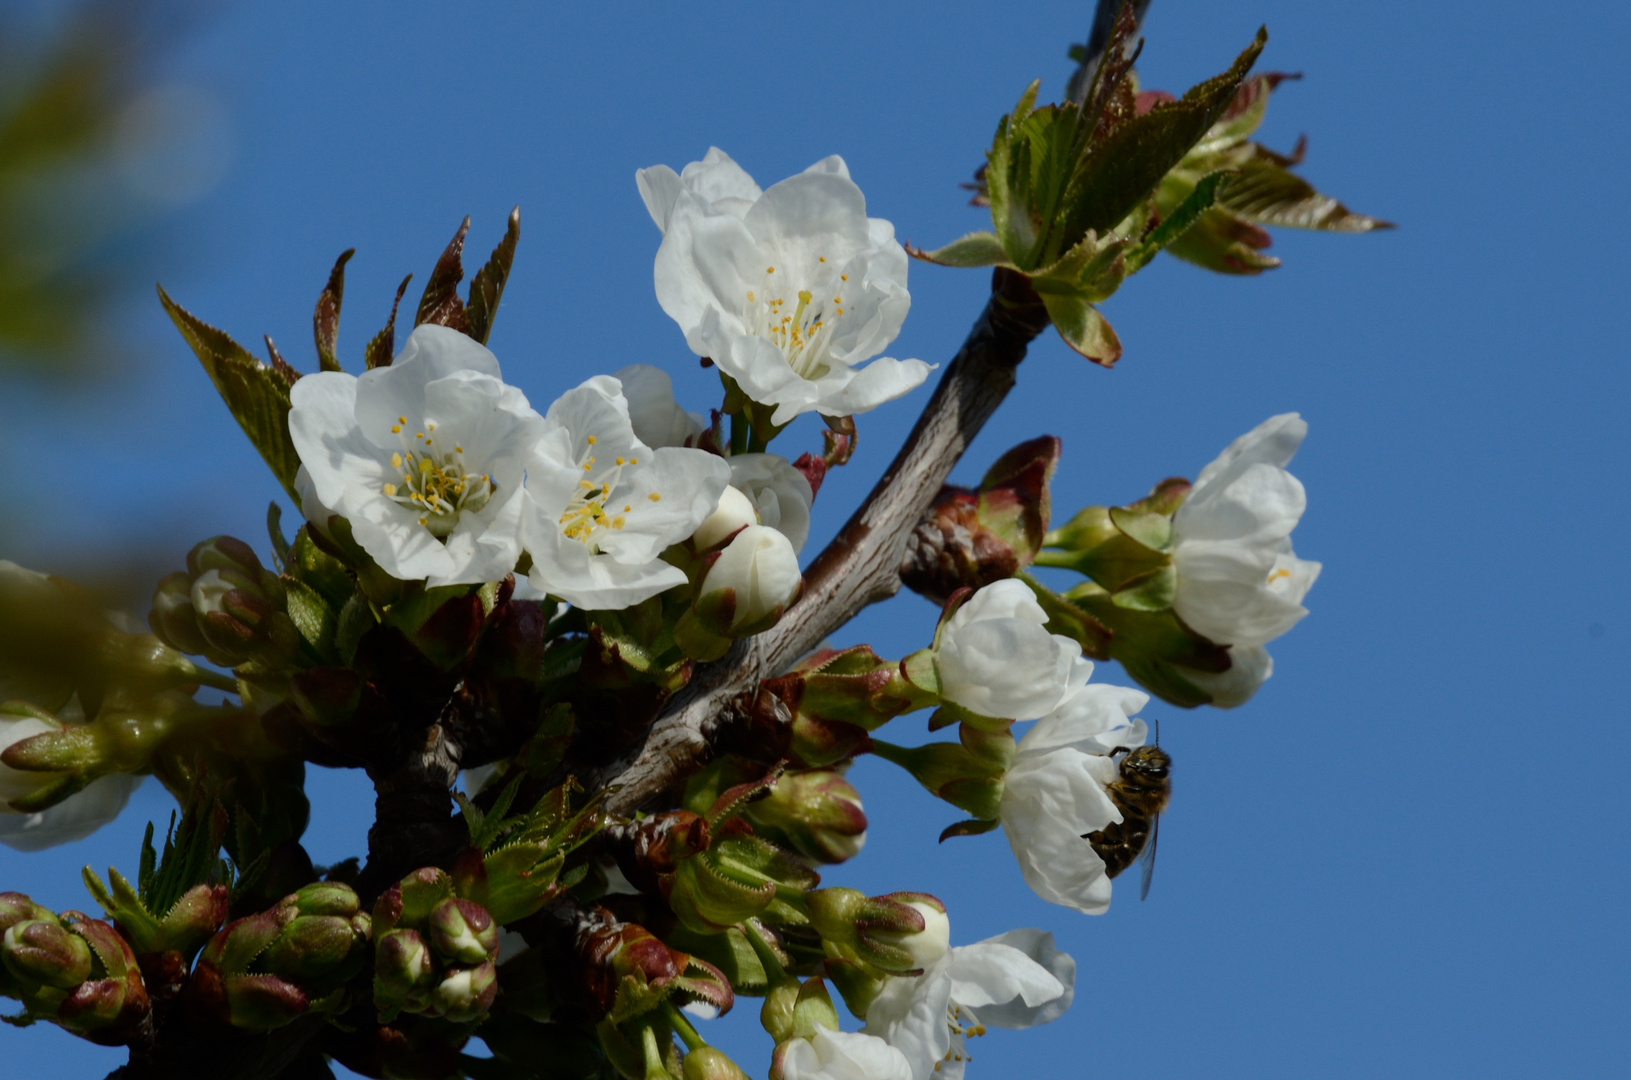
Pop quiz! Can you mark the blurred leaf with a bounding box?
[1219,147,1394,232]
[158,285,302,502]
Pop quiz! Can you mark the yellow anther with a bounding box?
[1268,568,1292,583]
[383,483,397,496]
[587,435,597,445]
[427,422,435,430]
[623,504,632,512]
[840,273,848,281]
[649,493,662,502]
[399,416,407,424]
[766,266,775,273]
[420,459,434,473]
[391,453,403,468]
[455,445,463,453]
[818,255,826,262]
[391,425,401,434]
[419,517,427,526]
[747,290,755,302]
[580,480,594,489]
[616,456,625,466]
[612,516,626,529]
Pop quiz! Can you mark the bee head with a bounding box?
[1122,745,1171,780]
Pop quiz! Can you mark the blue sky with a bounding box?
[3,1,1629,1077]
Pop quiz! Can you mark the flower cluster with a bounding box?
[0,12,1373,1075]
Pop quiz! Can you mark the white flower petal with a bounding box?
[1178,643,1274,708]
[962,930,1075,1029]
[1000,749,1122,914]
[0,775,141,852]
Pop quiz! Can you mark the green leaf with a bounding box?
[283,577,337,660]
[364,273,413,369]
[1126,171,1232,273]
[158,286,302,502]
[1064,27,1266,239]
[415,217,470,332]
[1219,149,1394,232]
[906,231,1013,269]
[465,207,521,345]
[1164,206,1281,275]
[1190,72,1293,156]
[334,592,374,667]
[1039,292,1122,365]
[312,248,353,372]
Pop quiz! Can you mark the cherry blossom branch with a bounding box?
[593,269,1051,816]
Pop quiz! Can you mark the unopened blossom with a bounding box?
[864,926,1074,1080]
[614,363,704,448]
[1172,413,1321,649]
[695,525,803,635]
[0,707,139,852]
[729,453,814,554]
[519,375,730,610]
[1176,643,1273,708]
[776,1027,914,1080]
[999,661,1149,915]
[692,485,759,552]
[934,580,1080,721]
[643,148,931,425]
[289,325,547,585]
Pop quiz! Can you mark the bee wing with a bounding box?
[1138,812,1160,901]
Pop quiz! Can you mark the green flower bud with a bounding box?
[148,572,209,656]
[683,1046,751,1080]
[374,928,437,1017]
[805,888,947,974]
[744,769,867,865]
[259,914,367,986]
[427,898,497,966]
[2,918,93,988]
[690,526,802,638]
[373,867,454,937]
[221,972,308,1031]
[430,960,498,1023]
[186,535,265,580]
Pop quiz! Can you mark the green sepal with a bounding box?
[1108,506,1174,552]
[1111,563,1178,611]
[938,818,1001,843]
[158,285,301,502]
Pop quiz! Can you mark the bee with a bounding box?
[1084,743,1171,900]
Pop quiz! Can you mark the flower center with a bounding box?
[743,261,849,381]
[558,434,659,551]
[380,417,493,537]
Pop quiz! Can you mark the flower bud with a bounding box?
[186,535,265,580]
[374,928,437,1016]
[148,572,209,656]
[427,898,498,966]
[692,526,802,637]
[691,485,759,551]
[259,912,368,987]
[866,894,948,970]
[221,972,308,1031]
[918,580,1080,722]
[431,960,498,1023]
[805,889,946,974]
[729,454,815,554]
[2,918,93,988]
[373,867,455,936]
[684,1046,752,1080]
[901,436,1060,605]
[0,892,50,934]
[744,770,867,864]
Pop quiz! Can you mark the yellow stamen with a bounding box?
[383,483,397,496]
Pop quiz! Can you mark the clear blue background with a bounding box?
[4,0,1628,1076]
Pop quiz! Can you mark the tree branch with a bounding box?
[594,269,1050,816]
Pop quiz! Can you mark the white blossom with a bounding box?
[934,580,1080,721]
[519,375,730,610]
[999,660,1150,915]
[643,148,931,425]
[288,325,546,586]
[613,363,704,449]
[1172,413,1321,648]
[864,927,1074,1080]
[729,453,814,554]
[776,1027,914,1080]
[0,708,139,852]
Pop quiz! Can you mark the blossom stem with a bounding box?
[662,1000,707,1052]
[740,918,792,987]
